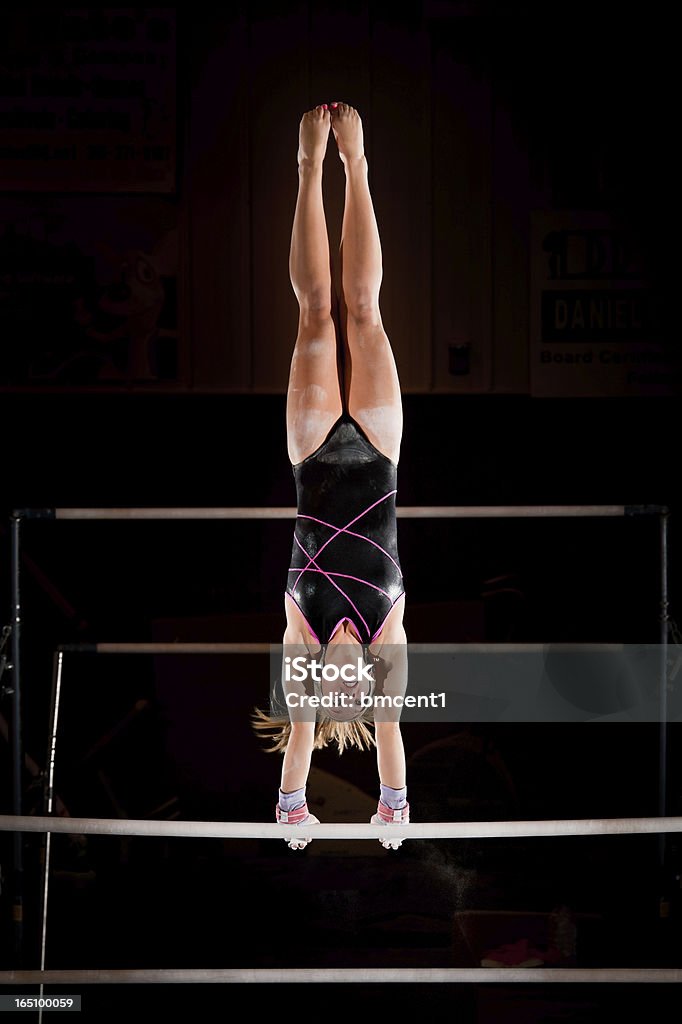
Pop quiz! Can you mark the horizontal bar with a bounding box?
[2,815,681,840]
[1,967,681,985]
[63,643,273,654]
[55,507,297,520]
[397,506,631,518]
[12,505,657,521]
[57,642,628,655]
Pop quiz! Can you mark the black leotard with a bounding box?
[286,415,405,644]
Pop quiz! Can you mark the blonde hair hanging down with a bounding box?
[251,706,376,756]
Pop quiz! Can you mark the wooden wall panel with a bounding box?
[432,49,493,392]
[250,6,309,392]
[492,92,531,394]
[188,14,251,390]
[370,18,432,392]
[308,8,372,300]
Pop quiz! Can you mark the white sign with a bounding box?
[531,211,678,396]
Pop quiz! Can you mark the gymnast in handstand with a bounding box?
[253,102,409,849]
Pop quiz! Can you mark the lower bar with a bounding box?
[1,968,680,984]
[48,505,631,520]
[2,814,682,840]
[10,514,24,963]
[93,643,270,654]
[58,642,626,654]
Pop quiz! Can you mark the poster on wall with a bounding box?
[0,195,182,388]
[530,211,678,396]
[0,7,176,192]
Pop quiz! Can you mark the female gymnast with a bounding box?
[253,102,409,850]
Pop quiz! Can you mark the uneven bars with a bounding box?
[57,642,628,654]
[13,505,668,520]
[1,967,681,985]
[2,815,681,840]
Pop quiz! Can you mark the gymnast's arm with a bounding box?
[371,603,408,724]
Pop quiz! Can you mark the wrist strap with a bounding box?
[376,799,410,824]
[276,802,309,824]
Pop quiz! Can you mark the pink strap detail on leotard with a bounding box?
[328,617,363,643]
[370,596,404,641]
[297,512,402,575]
[291,490,397,596]
[284,592,321,644]
[293,533,371,639]
[287,566,392,600]
[286,590,396,648]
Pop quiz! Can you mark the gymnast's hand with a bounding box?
[281,813,320,850]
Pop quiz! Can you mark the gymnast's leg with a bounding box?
[332,102,403,466]
[286,104,343,465]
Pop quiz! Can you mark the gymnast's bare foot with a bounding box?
[298,105,331,167]
[330,102,365,164]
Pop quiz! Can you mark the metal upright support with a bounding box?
[658,508,670,872]
[40,650,65,975]
[10,513,24,963]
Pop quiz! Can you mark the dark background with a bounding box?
[1,3,680,1021]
